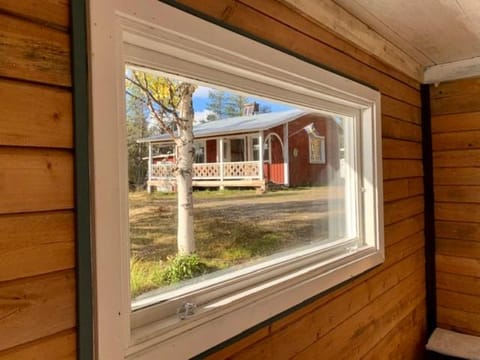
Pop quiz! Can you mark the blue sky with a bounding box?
[192,86,294,122]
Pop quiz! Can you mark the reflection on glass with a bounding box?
[126,67,353,307]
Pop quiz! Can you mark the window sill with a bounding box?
[127,245,382,359]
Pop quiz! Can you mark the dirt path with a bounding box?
[129,187,345,261]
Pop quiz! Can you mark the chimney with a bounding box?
[243,101,259,116]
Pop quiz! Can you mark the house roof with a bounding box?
[138,109,310,143]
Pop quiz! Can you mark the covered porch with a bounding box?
[146,129,289,192]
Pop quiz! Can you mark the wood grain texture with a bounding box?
[229,252,424,360]
[435,202,480,223]
[437,289,480,315]
[384,195,424,226]
[437,272,480,297]
[0,148,74,214]
[362,303,426,360]
[170,1,426,358]
[434,167,480,186]
[432,83,480,345]
[291,270,425,360]
[438,307,480,336]
[435,185,480,203]
[384,213,424,246]
[436,220,480,242]
[431,94,480,116]
[0,1,76,357]
[433,131,480,151]
[382,138,422,159]
[206,327,269,360]
[0,0,69,30]
[382,95,421,124]
[383,178,423,203]
[0,79,73,148]
[0,211,75,282]
[176,0,420,107]
[383,159,423,180]
[267,229,424,336]
[430,77,480,99]
[0,330,75,360]
[382,116,422,142]
[436,238,480,259]
[238,0,420,89]
[434,149,480,168]
[0,271,76,352]
[432,112,480,134]
[275,0,424,82]
[0,13,71,86]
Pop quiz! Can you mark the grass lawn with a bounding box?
[129,187,335,298]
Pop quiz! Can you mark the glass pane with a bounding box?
[126,66,355,306]
[193,142,205,163]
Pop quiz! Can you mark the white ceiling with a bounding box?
[280,0,480,83]
[334,0,480,66]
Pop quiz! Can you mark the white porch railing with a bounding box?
[151,161,261,181]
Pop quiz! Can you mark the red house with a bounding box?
[139,109,342,192]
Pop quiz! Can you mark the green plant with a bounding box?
[161,254,208,284]
[130,257,164,298]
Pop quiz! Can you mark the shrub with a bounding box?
[161,254,208,285]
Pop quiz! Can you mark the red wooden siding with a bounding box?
[288,114,339,187]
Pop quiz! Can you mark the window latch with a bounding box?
[346,245,358,254]
[177,302,197,320]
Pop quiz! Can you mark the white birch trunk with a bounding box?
[176,84,196,255]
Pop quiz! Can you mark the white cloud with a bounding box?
[193,86,211,99]
[194,109,216,123]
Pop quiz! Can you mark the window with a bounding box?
[89,2,383,359]
[251,136,270,162]
[193,141,205,163]
[309,135,326,164]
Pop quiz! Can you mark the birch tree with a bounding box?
[126,70,197,255]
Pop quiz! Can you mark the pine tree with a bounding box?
[206,89,251,119]
[206,90,227,119]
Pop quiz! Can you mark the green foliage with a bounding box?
[206,90,273,119]
[130,257,164,298]
[125,68,197,137]
[126,82,151,189]
[206,90,249,119]
[161,254,208,284]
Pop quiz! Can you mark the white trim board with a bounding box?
[89,1,384,358]
[424,56,480,84]
[426,328,480,359]
[280,0,480,84]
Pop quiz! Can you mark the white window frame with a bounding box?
[309,135,326,164]
[89,1,384,359]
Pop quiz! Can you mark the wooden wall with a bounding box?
[0,0,429,358]
[431,77,480,336]
[172,1,427,358]
[0,1,76,358]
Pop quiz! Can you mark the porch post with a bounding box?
[147,142,152,193]
[259,131,264,182]
[283,123,289,186]
[219,138,225,190]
